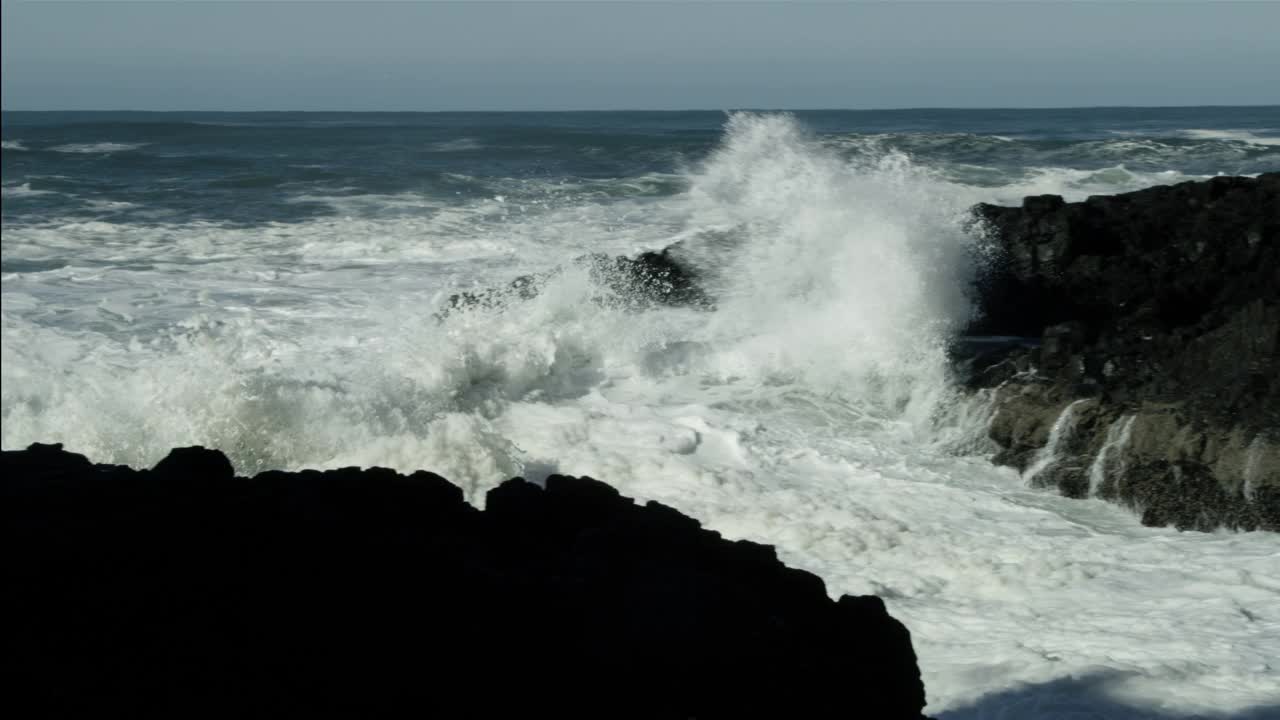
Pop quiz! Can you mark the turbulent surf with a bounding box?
[3,108,1279,718]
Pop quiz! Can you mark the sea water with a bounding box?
[4,108,1279,718]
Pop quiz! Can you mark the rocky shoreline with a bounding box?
[446,172,1278,531]
[6,443,929,719]
[6,173,1275,717]
[965,173,1278,531]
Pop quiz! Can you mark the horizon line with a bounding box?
[4,104,1280,114]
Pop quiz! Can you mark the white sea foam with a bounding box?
[85,199,139,211]
[2,139,29,151]
[3,113,1278,718]
[1181,128,1280,146]
[1,183,54,199]
[49,142,147,154]
[992,165,1213,203]
[428,138,484,152]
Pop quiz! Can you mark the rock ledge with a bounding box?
[963,173,1279,531]
[6,443,928,719]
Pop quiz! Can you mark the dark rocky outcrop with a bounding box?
[441,245,712,317]
[5,443,928,719]
[964,173,1279,531]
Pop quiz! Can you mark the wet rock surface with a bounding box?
[965,173,1279,531]
[5,443,928,719]
[441,244,713,317]
[437,172,1279,531]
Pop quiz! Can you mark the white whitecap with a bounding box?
[1180,128,1280,146]
[86,199,139,211]
[1,182,54,199]
[428,138,484,152]
[49,142,148,154]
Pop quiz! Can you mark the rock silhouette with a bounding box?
[5,443,929,719]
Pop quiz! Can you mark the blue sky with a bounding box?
[3,1,1278,111]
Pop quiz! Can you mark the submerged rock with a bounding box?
[965,173,1280,531]
[441,244,713,317]
[5,443,929,719]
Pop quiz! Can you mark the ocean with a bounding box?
[3,107,1279,717]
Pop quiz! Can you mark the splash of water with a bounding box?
[3,112,981,476]
[1023,400,1088,486]
[6,112,1280,717]
[1087,414,1137,497]
[1242,434,1270,502]
[675,113,976,427]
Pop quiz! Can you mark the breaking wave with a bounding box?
[1,112,980,475]
[48,142,148,154]
[4,111,1279,718]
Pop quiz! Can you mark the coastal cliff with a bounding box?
[5,443,929,719]
[964,173,1279,531]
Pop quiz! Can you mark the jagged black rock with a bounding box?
[440,245,713,318]
[5,443,929,719]
[963,173,1279,531]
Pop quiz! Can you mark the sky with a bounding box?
[2,1,1279,111]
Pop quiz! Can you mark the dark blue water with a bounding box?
[5,107,1278,227]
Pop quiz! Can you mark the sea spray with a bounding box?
[2,112,978,472]
[929,388,1000,455]
[1242,434,1266,501]
[1023,399,1088,485]
[7,110,1280,717]
[1087,414,1137,497]
[677,113,975,431]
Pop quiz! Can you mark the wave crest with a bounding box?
[49,142,147,154]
